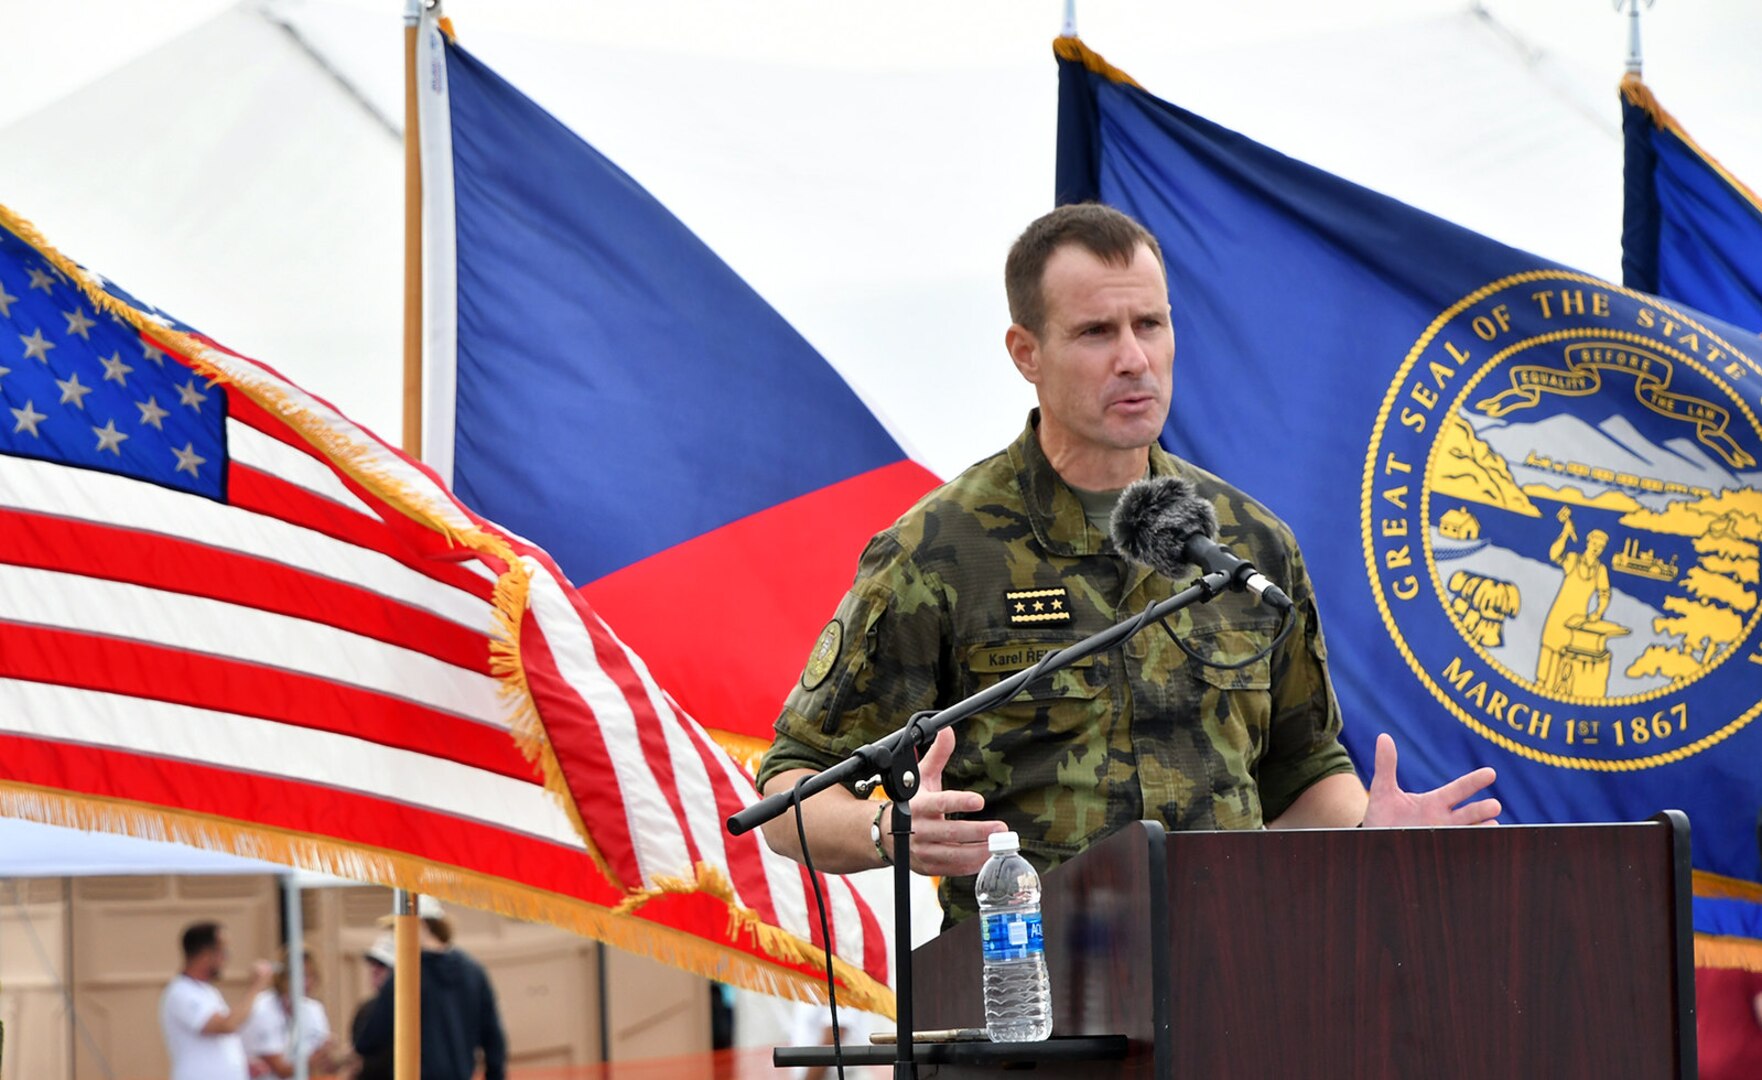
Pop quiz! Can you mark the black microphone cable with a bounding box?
[792,773,848,1080]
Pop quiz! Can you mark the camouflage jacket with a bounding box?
[758,413,1355,923]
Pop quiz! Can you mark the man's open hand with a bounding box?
[888,727,1006,875]
[1362,732,1500,828]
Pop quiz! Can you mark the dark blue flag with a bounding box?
[1056,37,1762,885]
[417,24,937,747]
[1622,75,1762,335]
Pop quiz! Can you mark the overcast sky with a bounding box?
[2,0,1756,472]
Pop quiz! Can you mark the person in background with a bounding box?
[240,946,353,1078]
[160,921,275,1080]
[342,934,397,1080]
[354,896,507,1080]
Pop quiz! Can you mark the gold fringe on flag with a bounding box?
[1620,73,1762,217]
[1696,934,1762,974]
[1052,35,1143,89]
[1695,869,1762,903]
[0,201,896,1019]
[0,782,893,1014]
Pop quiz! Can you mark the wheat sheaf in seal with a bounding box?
[1362,271,1762,770]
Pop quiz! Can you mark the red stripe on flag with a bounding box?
[0,510,490,674]
[574,595,706,870]
[229,466,494,599]
[0,623,533,780]
[226,389,325,459]
[515,602,646,888]
[0,734,611,903]
[851,871,889,986]
[582,460,938,741]
[677,707,784,928]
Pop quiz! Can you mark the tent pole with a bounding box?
[403,0,425,457]
[392,889,421,1080]
[283,876,309,1080]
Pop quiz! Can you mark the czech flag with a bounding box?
[415,20,938,761]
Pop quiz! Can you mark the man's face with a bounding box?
[1009,242,1174,457]
[198,930,230,981]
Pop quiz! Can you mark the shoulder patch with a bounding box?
[801,618,843,690]
[1005,587,1072,625]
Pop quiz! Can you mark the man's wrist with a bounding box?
[870,800,893,867]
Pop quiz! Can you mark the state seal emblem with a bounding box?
[1363,272,1762,768]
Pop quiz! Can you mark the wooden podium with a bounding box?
[785,815,1696,1078]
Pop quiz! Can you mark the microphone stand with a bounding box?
[726,568,1237,1079]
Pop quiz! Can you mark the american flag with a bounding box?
[0,209,892,1013]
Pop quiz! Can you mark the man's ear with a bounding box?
[1005,323,1041,385]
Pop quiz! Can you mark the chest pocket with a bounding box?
[1181,622,1276,765]
[949,640,1119,854]
[960,641,1113,732]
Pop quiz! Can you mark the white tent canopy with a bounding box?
[0,816,351,883]
[1,1,1758,480]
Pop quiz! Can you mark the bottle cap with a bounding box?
[987,831,1020,854]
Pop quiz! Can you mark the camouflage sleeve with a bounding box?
[754,531,949,795]
[1255,545,1358,819]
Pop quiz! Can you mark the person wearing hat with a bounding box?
[343,935,397,1080]
[351,896,507,1080]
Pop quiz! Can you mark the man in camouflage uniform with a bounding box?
[757,204,1500,925]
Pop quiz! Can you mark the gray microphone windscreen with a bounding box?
[1110,475,1218,578]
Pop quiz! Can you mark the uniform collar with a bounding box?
[1007,409,1182,560]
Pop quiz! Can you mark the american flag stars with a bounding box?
[10,399,45,437]
[0,239,226,498]
[63,306,96,339]
[19,326,53,362]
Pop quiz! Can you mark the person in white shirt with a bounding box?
[239,946,352,1078]
[160,921,275,1080]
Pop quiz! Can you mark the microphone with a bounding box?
[1110,476,1294,612]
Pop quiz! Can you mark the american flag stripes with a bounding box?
[0,207,892,1013]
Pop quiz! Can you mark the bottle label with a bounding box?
[980,910,1044,963]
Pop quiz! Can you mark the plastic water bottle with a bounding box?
[976,831,1052,1042]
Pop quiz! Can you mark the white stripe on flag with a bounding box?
[524,560,693,883]
[701,736,813,938]
[591,616,735,889]
[0,678,583,847]
[202,349,478,536]
[228,419,377,517]
[0,455,493,635]
[0,564,506,726]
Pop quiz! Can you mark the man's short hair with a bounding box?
[181,921,222,961]
[1005,203,1166,335]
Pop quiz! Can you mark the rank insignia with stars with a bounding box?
[1005,587,1072,625]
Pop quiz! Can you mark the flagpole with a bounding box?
[392,888,421,1080]
[1061,0,1077,37]
[1620,0,1650,77]
[397,6,426,1080]
[403,0,425,458]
